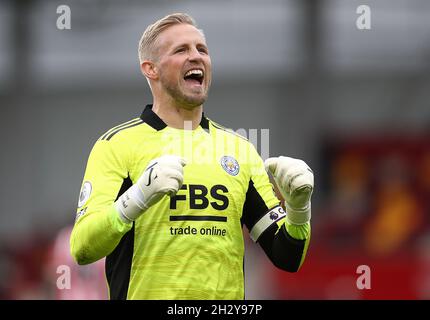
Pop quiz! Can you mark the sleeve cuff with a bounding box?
[284,220,311,240]
[109,204,133,234]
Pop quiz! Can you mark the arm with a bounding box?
[70,139,133,265]
[255,216,311,272]
[264,156,314,271]
[70,138,186,265]
[242,148,312,272]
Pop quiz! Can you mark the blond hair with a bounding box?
[138,13,201,63]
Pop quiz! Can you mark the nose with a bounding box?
[188,47,203,62]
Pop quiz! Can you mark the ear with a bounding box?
[140,61,158,80]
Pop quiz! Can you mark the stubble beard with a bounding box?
[162,77,209,110]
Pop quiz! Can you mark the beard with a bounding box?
[159,73,210,110]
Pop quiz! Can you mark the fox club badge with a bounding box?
[220,156,240,176]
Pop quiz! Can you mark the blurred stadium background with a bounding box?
[1,0,430,299]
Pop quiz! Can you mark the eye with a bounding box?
[174,47,186,54]
[198,47,208,54]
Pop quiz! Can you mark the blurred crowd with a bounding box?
[0,225,107,300]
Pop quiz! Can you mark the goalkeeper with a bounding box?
[70,13,313,300]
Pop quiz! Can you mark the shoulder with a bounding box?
[207,118,249,142]
[88,117,147,166]
[97,117,145,142]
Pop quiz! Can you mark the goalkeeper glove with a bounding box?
[264,156,314,225]
[115,155,186,223]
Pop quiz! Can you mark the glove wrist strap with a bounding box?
[284,201,311,225]
[114,184,147,223]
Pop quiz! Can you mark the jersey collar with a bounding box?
[140,104,210,131]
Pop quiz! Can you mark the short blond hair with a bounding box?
[138,13,200,63]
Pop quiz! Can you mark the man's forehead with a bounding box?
[157,24,207,48]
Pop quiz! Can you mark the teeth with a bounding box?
[185,69,203,77]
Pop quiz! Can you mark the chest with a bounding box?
[129,130,250,210]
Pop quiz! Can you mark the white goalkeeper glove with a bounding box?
[115,155,186,223]
[264,156,314,225]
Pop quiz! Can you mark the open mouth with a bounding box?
[184,69,204,85]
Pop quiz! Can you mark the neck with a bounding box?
[152,98,203,130]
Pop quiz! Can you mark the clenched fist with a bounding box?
[265,156,314,225]
[115,155,186,223]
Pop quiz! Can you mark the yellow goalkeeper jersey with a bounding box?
[71,105,297,300]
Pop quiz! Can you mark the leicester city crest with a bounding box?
[220,156,240,176]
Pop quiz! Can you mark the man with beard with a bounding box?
[70,13,314,300]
